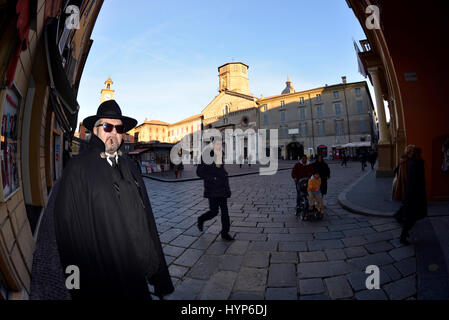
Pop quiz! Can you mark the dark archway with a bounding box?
[287,142,304,161]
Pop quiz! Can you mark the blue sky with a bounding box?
[76,0,373,128]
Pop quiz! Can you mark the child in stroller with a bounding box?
[295,172,324,220]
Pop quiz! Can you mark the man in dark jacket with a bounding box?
[196,138,234,241]
[54,100,174,299]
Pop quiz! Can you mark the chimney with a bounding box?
[342,76,347,84]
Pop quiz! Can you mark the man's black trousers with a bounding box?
[198,197,230,235]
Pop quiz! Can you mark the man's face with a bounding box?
[93,118,123,154]
[301,156,307,164]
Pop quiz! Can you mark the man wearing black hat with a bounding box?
[54,100,174,300]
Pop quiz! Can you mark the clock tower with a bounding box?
[100,77,115,103]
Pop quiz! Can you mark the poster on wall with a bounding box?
[0,85,21,201]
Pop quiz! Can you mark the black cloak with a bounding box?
[54,134,174,300]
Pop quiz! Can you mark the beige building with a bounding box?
[131,62,376,162]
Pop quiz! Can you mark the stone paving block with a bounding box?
[343,227,376,237]
[279,241,307,252]
[327,224,360,232]
[229,291,265,300]
[168,264,189,279]
[268,233,313,242]
[381,264,402,281]
[170,234,198,248]
[383,275,417,300]
[388,246,415,262]
[159,228,184,243]
[257,222,284,228]
[187,255,223,280]
[219,255,244,272]
[263,228,289,234]
[355,289,388,300]
[163,245,186,258]
[271,252,298,264]
[166,277,206,300]
[342,236,368,247]
[297,261,357,279]
[265,287,298,300]
[314,232,345,240]
[190,233,217,250]
[325,276,354,299]
[324,248,346,261]
[347,252,395,271]
[248,240,278,252]
[364,241,394,254]
[372,223,400,232]
[234,267,268,292]
[165,255,175,265]
[243,251,270,268]
[299,251,327,263]
[176,217,197,229]
[232,221,258,227]
[183,225,202,237]
[364,231,395,243]
[394,257,416,277]
[357,221,372,228]
[226,240,250,255]
[368,218,391,226]
[298,279,325,295]
[235,233,267,241]
[174,248,204,267]
[268,264,297,287]
[307,239,344,251]
[206,241,232,255]
[232,226,264,234]
[198,271,238,300]
[289,227,328,234]
[344,246,368,258]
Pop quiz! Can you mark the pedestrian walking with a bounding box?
[360,152,367,171]
[54,100,173,300]
[196,138,234,241]
[312,154,330,197]
[341,153,348,167]
[177,162,184,178]
[400,147,427,245]
[368,151,377,170]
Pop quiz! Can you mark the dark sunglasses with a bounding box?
[96,122,124,134]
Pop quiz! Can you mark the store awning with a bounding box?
[44,18,80,134]
[128,148,150,155]
[341,141,371,148]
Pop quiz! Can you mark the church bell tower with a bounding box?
[100,77,115,103]
[218,62,250,95]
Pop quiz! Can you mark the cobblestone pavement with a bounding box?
[145,162,417,300]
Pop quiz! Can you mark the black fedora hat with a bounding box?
[83,100,137,132]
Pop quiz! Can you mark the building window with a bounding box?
[333,91,339,99]
[281,127,287,139]
[334,103,341,117]
[225,104,229,114]
[263,104,267,111]
[301,123,307,137]
[355,87,361,96]
[316,94,321,102]
[360,120,367,133]
[318,122,324,136]
[281,110,285,123]
[336,121,343,135]
[357,100,364,114]
[281,101,285,108]
[299,108,306,121]
[317,105,323,119]
[300,97,305,104]
[263,114,268,125]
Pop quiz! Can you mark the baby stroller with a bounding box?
[295,177,323,221]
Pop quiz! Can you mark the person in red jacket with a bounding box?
[292,155,314,210]
[292,155,313,181]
